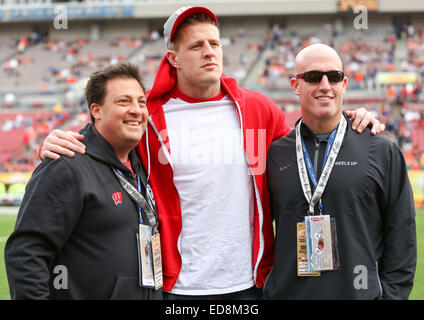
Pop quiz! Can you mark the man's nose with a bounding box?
[129,101,143,115]
[203,42,215,57]
[318,75,332,91]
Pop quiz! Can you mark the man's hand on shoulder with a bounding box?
[346,108,386,135]
[40,129,86,160]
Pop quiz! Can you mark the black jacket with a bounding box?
[264,113,416,300]
[5,123,161,300]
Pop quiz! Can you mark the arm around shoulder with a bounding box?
[252,91,291,140]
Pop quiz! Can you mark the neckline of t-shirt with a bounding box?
[169,87,226,103]
[121,159,135,176]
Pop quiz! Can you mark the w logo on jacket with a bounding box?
[112,192,122,205]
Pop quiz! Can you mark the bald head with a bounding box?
[295,44,343,74]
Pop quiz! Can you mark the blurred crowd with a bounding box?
[3,31,47,78]
[369,104,424,170]
[336,35,395,91]
[0,109,70,172]
[1,24,424,173]
[254,22,424,169]
[42,37,143,89]
[2,31,145,91]
[257,24,390,91]
[256,23,424,101]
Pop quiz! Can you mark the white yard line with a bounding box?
[0,206,18,215]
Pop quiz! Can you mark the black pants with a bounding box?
[163,286,263,300]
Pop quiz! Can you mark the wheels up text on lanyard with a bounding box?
[114,169,163,290]
[295,116,346,275]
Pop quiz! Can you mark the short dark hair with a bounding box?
[170,13,217,51]
[85,63,145,123]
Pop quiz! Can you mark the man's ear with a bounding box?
[342,76,348,94]
[166,50,179,69]
[90,103,102,121]
[290,77,300,96]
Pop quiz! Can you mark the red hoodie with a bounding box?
[137,56,290,292]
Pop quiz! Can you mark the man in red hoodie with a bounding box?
[40,7,384,299]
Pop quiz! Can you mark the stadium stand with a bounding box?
[253,24,397,92]
[0,110,71,172]
[1,31,262,92]
[0,0,424,207]
[1,34,144,92]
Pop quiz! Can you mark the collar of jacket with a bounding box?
[295,111,351,148]
[80,123,143,179]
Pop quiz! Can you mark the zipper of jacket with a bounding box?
[148,117,185,272]
[145,116,151,181]
[262,267,272,298]
[308,138,321,213]
[233,100,265,286]
[375,261,383,299]
[148,117,173,166]
[313,139,320,175]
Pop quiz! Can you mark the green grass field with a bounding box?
[0,209,423,300]
[0,213,16,300]
[410,208,424,300]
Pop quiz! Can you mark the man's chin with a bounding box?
[201,71,222,83]
[315,109,342,121]
[124,133,143,145]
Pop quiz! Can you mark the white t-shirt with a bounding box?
[163,90,255,295]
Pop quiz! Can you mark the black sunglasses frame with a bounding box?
[295,70,345,83]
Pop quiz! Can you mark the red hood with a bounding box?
[146,55,177,106]
[146,55,241,114]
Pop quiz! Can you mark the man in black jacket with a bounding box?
[5,63,162,299]
[264,44,416,299]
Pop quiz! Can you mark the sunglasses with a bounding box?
[295,70,345,83]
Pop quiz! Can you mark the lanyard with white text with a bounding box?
[295,116,347,215]
[114,169,157,227]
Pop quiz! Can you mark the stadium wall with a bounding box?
[1,0,424,23]
[2,11,424,43]
[0,22,33,39]
[1,0,424,42]
[49,19,155,40]
[379,0,424,12]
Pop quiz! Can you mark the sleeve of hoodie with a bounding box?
[379,140,416,300]
[4,159,83,300]
[269,98,290,141]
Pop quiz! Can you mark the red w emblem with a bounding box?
[112,192,122,205]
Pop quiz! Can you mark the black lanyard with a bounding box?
[114,169,157,228]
